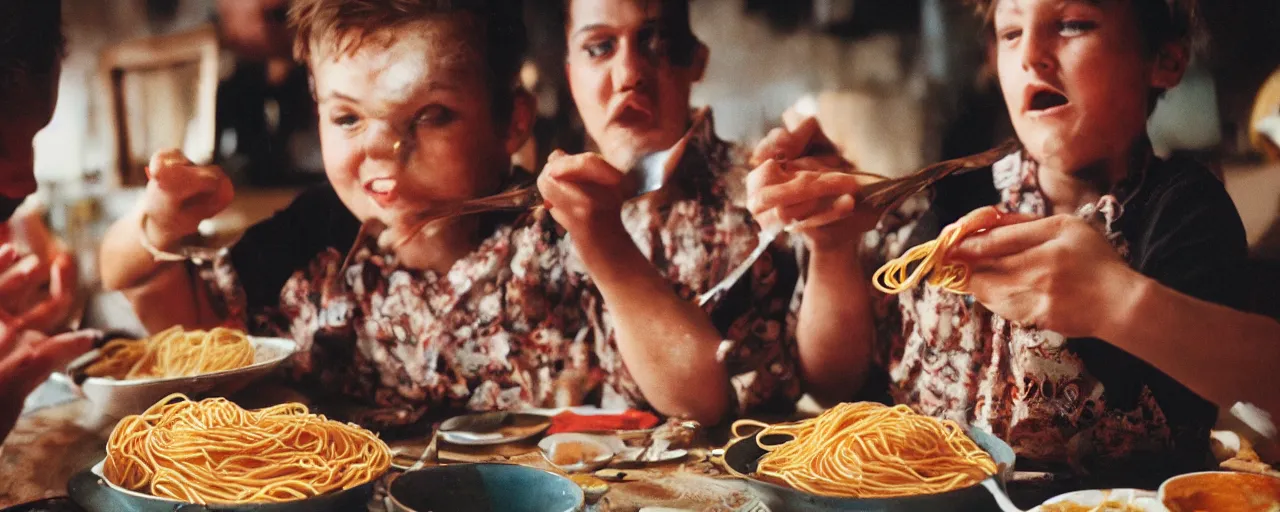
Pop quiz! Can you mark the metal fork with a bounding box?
[697,139,1020,310]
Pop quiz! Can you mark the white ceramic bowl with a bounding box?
[538,433,623,473]
[52,336,297,418]
[1031,488,1163,511]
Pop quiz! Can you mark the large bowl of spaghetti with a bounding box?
[722,402,1016,512]
[53,327,297,417]
[68,394,391,511]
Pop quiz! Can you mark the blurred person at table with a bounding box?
[0,1,101,442]
[554,0,862,417]
[98,0,818,430]
[745,0,1252,491]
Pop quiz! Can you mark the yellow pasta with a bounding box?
[733,402,997,498]
[85,327,255,380]
[103,394,391,504]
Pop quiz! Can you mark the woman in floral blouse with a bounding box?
[99,0,849,430]
[745,0,1249,493]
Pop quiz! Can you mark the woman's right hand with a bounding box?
[140,150,235,248]
[746,118,877,252]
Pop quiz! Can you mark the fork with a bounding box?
[699,139,1020,318]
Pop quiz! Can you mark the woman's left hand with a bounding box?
[948,209,1140,338]
[537,150,632,249]
[0,211,78,334]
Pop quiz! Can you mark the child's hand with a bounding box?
[139,149,234,248]
[947,211,1135,338]
[537,150,630,248]
[0,211,79,333]
[746,158,876,253]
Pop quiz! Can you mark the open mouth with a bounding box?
[1028,90,1069,112]
[363,178,398,206]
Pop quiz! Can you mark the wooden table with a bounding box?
[0,381,761,512]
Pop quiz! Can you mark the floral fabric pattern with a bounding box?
[200,110,803,429]
[862,149,1210,479]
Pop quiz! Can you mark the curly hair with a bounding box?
[289,0,527,121]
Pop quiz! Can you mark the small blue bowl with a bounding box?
[389,464,584,512]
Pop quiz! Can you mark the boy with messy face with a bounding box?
[747,0,1248,493]
[97,0,789,428]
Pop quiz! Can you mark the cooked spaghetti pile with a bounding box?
[83,326,255,380]
[103,394,391,504]
[734,402,997,498]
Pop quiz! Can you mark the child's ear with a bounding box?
[1150,42,1189,90]
[504,88,537,155]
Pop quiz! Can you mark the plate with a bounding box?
[438,412,551,446]
[51,336,297,418]
[721,426,1016,512]
[1030,489,1162,511]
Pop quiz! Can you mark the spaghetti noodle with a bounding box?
[732,402,997,498]
[83,327,255,380]
[103,394,391,504]
[872,226,971,295]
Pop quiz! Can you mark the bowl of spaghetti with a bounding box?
[722,402,1015,511]
[53,327,297,417]
[67,394,391,511]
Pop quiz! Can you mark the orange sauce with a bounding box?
[1163,473,1280,512]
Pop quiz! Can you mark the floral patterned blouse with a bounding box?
[200,110,804,429]
[862,144,1249,486]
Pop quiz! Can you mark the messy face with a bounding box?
[565,0,704,170]
[312,16,521,225]
[0,67,60,220]
[993,0,1179,174]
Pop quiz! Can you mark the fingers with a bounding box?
[749,171,860,216]
[0,245,20,272]
[948,215,1068,262]
[0,254,46,298]
[789,194,858,230]
[750,117,840,167]
[14,254,76,333]
[2,329,100,398]
[542,153,624,187]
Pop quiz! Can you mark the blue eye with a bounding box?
[584,39,615,59]
[1059,20,1096,36]
[332,113,360,128]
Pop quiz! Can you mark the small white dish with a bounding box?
[1031,488,1162,512]
[51,336,297,418]
[539,433,622,473]
[437,412,551,446]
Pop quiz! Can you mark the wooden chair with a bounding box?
[101,24,220,187]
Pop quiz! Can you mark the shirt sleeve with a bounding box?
[198,185,359,327]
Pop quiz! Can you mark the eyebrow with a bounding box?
[319,82,459,103]
[570,18,662,40]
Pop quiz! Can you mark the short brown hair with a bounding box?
[0,1,65,97]
[967,0,1199,54]
[290,0,527,120]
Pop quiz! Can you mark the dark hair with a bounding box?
[560,0,700,66]
[967,0,1199,54]
[0,1,65,98]
[289,0,527,121]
